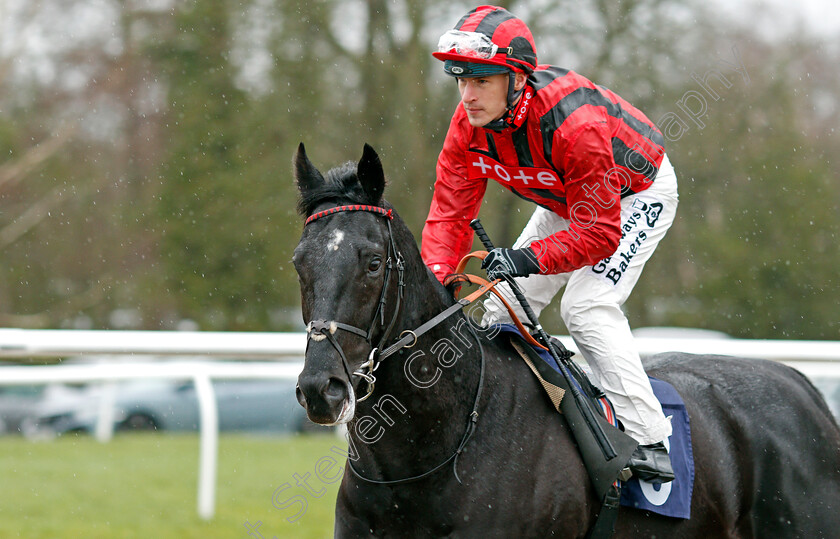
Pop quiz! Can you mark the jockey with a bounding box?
[421,5,679,484]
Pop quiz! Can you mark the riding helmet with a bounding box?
[433,5,538,77]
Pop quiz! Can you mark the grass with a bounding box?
[0,432,344,538]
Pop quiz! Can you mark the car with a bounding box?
[809,376,840,420]
[632,326,733,340]
[0,384,49,434]
[21,377,322,438]
[0,383,96,435]
[0,384,44,434]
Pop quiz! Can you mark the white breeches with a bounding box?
[483,155,679,445]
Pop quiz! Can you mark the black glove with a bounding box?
[481,247,540,281]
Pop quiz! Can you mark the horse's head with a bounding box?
[292,143,401,425]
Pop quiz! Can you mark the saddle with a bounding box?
[446,254,694,527]
[507,329,617,425]
[444,257,638,501]
[501,324,695,521]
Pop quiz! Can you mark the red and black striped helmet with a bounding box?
[433,5,538,76]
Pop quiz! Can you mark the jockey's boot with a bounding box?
[627,441,675,484]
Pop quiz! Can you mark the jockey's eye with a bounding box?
[368,257,383,273]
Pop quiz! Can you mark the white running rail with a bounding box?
[1,328,839,520]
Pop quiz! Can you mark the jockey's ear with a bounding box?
[357,144,385,205]
[514,71,528,92]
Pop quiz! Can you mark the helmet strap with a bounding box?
[507,71,523,108]
[483,71,525,132]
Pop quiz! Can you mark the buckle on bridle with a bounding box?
[354,347,379,402]
[399,329,418,348]
[302,205,406,406]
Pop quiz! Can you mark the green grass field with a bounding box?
[0,432,343,538]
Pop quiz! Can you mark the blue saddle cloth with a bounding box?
[496,324,694,519]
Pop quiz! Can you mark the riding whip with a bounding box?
[469,219,639,486]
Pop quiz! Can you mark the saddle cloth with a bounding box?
[495,323,694,519]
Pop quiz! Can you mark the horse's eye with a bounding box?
[368,257,382,273]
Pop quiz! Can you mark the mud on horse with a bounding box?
[292,143,840,538]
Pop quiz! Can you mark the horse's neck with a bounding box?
[347,247,485,478]
[349,316,483,477]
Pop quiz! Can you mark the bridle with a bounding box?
[301,203,490,486]
[303,204,406,402]
[300,202,626,532]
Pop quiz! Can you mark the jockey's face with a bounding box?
[457,72,527,127]
[457,74,509,127]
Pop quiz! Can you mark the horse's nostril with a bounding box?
[325,377,349,400]
[296,374,351,425]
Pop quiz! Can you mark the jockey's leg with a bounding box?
[560,279,672,445]
[481,158,678,433]
[483,155,679,482]
[561,155,679,445]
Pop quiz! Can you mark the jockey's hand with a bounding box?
[481,247,540,281]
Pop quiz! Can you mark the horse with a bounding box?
[292,143,840,538]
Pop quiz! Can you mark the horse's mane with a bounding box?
[296,161,386,217]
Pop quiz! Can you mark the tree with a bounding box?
[0,0,838,339]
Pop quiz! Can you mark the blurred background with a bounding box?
[0,0,838,536]
[0,0,837,339]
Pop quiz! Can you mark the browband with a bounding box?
[305,204,393,225]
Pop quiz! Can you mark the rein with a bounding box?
[303,205,522,401]
[302,204,539,486]
[348,320,486,486]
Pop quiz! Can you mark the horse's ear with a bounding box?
[357,143,385,204]
[294,143,325,195]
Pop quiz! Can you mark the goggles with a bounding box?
[437,30,502,60]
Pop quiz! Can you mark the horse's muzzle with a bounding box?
[296,374,356,425]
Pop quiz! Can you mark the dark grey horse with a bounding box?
[293,144,840,538]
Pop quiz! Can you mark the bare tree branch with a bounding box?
[0,183,69,249]
[0,124,78,191]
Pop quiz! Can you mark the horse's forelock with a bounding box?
[297,161,381,218]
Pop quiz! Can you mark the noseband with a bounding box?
[304,204,405,402]
[303,203,498,486]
